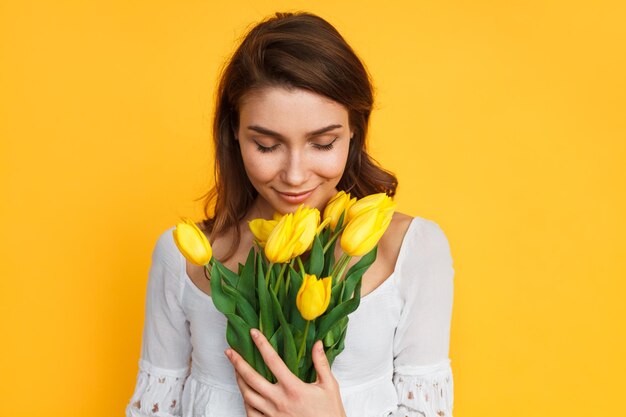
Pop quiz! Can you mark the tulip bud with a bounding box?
[173,218,213,265]
[341,194,396,257]
[292,205,320,255]
[265,213,298,263]
[248,218,278,247]
[296,274,332,321]
[323,191,357,230]
[346,193,390,222]
[264,205,320,263]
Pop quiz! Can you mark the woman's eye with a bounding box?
[313,137,338,151]
[255,143,278,153]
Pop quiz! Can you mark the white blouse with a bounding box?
[126,216,455,417]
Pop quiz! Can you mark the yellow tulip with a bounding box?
[173,218,213,265]
[323,191,357,230]
[346,193,392,223]
[264,205,320,263]
[292,205,320,254]
[296,274,332,320]
[248,218,278,247]
[341,195,396,257]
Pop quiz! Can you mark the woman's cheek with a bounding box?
[314,150,349,178]
[245,153,282,182]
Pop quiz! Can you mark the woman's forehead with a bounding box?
[238,86,349,133]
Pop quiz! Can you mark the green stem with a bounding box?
[286,258,295,294]
[323,231,339,253]
[265,262,274,289]
[297,256,306,277]
[336,255,351,283]
[322,224,347,253]
[297,320,311,367]
[339,279,346,302]
[272,263,288,293]
[331,253,351,286]
[204,262,213,280]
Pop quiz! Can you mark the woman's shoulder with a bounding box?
[377,212,413,269]
[381,212,452,264]
[152,226,183,270]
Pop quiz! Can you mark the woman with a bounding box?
[126,11,455,417]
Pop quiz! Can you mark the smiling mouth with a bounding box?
[275,187,317,203]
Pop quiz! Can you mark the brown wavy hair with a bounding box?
[199,11,398,260]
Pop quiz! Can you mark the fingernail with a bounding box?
[225,349,232,358]
[250,329,259,339]
[317,341,324,353]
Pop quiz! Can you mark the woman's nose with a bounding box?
[280,149,308,186]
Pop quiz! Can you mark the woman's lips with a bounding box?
[275,188,316,204]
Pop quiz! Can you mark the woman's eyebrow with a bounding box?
[246,124,342,139]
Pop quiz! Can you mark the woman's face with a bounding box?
[237,87,352,217]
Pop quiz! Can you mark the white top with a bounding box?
[126,216,455,417]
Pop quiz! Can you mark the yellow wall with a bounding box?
[1,1,624,416]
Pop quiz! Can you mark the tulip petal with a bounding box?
[341,208,378,256]
[249,218,277,246]
[173,219,213,265]
[296,274,332,321]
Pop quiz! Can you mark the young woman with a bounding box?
[126,12,455,417]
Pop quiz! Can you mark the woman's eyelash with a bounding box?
[313,137,338,151]
[256,143,278,153]
[254,137,338,153]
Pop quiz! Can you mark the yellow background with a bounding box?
[1,1,624,416]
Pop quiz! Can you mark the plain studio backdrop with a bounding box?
[1,1,624,416]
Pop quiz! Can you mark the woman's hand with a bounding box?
[225,328,347,417]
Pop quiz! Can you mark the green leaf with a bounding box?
[335,210,346,231]
[268,326,282,353]
[256,252,275,339]
[321,225,331,244]
[221,281,259,329]
[323,328,335,347]
[316,278,362,341]
[322,242,336,278]
[278,274,287,307]
[225,314,255,366]
[213,261,239,288]
[342,246,377,303]
[270,263,281,289]
[269,289,298,375]
[209,260,235,314]
[309,235,324,277]
[288,266,306,328]
[326,278,344,312]
[238,247,257,310]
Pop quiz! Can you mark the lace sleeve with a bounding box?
[126,361,188,416]
[389,360,454,417]
[126,228,192,417]
[389,218,455,416]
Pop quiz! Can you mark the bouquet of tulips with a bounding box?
[173,191,396,383]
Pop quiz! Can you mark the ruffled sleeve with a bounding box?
[388,218,455,417]
[126,228,192,417]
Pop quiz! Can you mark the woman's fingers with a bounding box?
[249,328,298,386]
[244,403,264,417]
[226,346,276,400]
[234,371,270,416]
[312,339,334,386]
